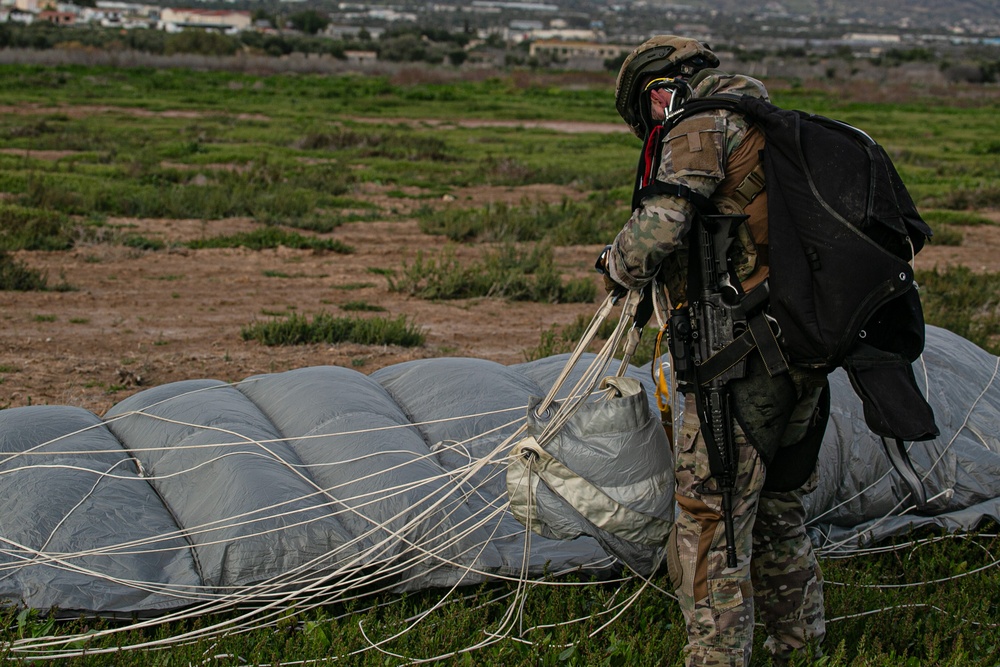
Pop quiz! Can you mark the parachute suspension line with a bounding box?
[811,353,1000,558]
[533,291,625,417]
[531,291,643,449]
[828,602,1000,629]
[0,458,137,588]
[360,459,538,664]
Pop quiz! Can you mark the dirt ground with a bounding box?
[2,170,998,417]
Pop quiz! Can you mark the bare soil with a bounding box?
[2,166,998,417]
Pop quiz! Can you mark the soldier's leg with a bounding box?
[670,400,766,667]
[750,483,825,665]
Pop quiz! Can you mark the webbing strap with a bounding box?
[695,313,789,385]
[634,181,715,214]
[730,162,766,210]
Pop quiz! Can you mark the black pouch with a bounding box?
[762,383,830,493]
[843,344,938,442]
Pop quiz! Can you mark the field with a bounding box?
[1,62,1000,665]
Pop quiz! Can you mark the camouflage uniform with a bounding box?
[607,71,827,667]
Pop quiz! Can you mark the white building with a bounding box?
[159,7,251,33]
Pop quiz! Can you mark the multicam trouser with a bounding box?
[667,398,826,667]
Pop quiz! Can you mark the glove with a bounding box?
[595,245,627,297]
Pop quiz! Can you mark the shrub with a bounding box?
[389,244,596,303]
[926,225,964,246]
[419,192,628,245]
[241,312,424,347]
[186,227,353,254]
[0,203,72,251]
[0,252,49,291]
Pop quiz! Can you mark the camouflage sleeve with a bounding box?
[607,110,755,291]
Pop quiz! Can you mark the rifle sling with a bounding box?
[695,313,789,386]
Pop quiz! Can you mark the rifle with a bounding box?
[669,213,772,569]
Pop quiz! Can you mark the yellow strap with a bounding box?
[653,325,671,414]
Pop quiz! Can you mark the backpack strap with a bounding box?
[729,162,766,210]
[630,94,750,214]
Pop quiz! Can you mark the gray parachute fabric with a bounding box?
[0,359,654,614]
[0,325,999,615]
[805,325,1000,552]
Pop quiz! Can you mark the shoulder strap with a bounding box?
[630,94,757,214]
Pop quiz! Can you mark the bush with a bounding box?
[389,244,596,303]
[186,227,352,253]
[419,193,628,245]
[0,252,49,291]
[241,312,424,347]
[0,203,72,251]
[164,30,239,57]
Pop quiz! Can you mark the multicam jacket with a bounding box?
[607,71,771,305]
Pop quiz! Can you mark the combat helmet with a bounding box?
[615,35,719,137]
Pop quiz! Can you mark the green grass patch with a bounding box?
[186,227,352,254]
[390,244,596,303]
[340,301,386,312]
[921,209,995,227]
[1,528,998,664]
[917,266,1000,354]
[0,252,51,291]
[0,202,72,251]
[241,312,424,347]
[925,225,964,246]
[295,128,453,162]
[418,191,629,245]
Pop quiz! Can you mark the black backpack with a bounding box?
[661,94,939,499]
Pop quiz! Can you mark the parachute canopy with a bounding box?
[0,326,998,616]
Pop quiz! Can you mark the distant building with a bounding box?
[529,39,632,69]
[2,7,33,22]
[159,7,251,33]
[343,49,376,64]
[38,9,74,24]
[471,1,557,10]
[842,32,903,44]
[14,0,43,12]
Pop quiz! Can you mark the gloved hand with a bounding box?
[595,245,627,297]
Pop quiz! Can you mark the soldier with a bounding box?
[599,36,829,666]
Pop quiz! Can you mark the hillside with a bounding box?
[666,0,1000,25]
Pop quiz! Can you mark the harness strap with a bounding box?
[634,181,715,214]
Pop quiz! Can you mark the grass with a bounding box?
[390,244,596,303]
[0,252,50,290]
[0,202,72,251]
[240,312,424,347]
[1,64,999,667]
[916,266,1000,354]
[340,301,386,312]
[186,227,353,254]
[418,191,630,245]
[1,528,997,665]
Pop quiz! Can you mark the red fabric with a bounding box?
[641,125,665,189]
